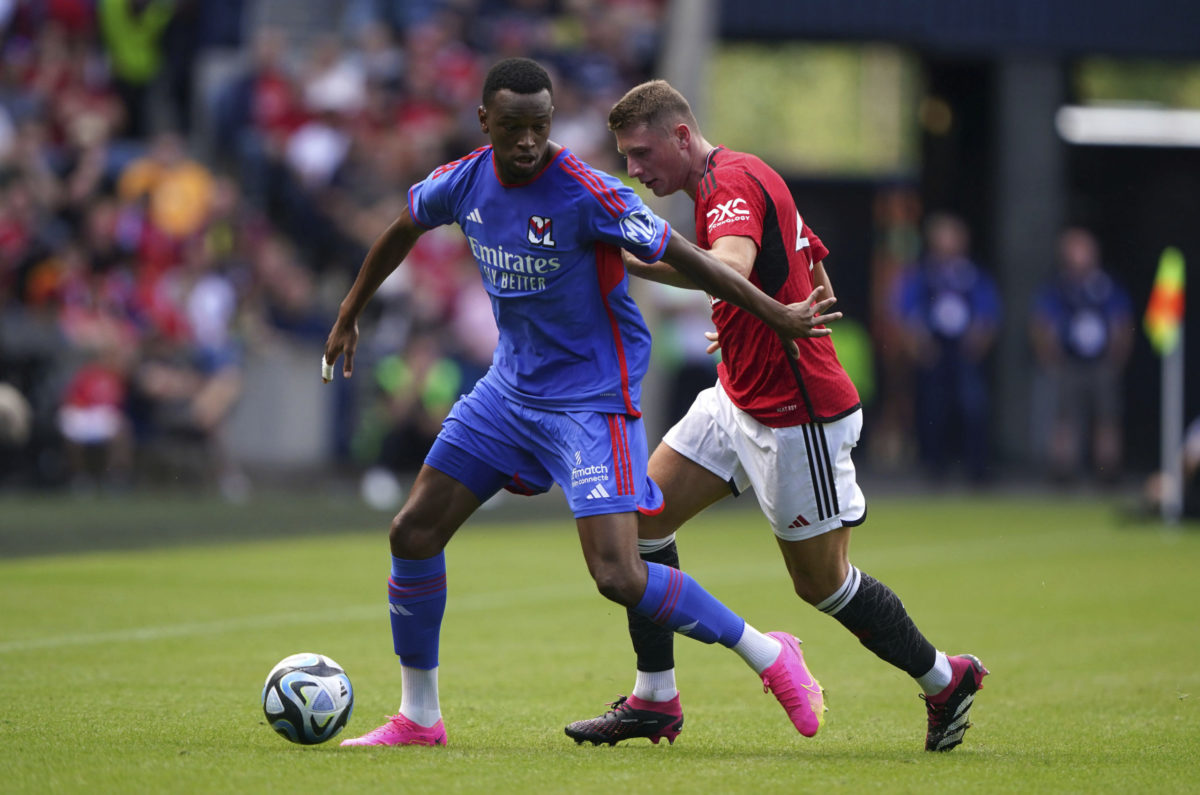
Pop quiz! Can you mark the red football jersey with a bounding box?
[694,147,859,427]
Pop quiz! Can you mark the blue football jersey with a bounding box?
[407,145,671,416]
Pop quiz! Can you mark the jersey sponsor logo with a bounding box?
[572,461,610,489]
[527,215,556,247]
[706,197,751,231]
[466,207,483,224]
[466,235,562,293]
[466,236,561,274]
[620,208,658,246]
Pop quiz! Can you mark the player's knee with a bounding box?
[388,511,443,559]
[637,511,680,540]
[791,572,838,606]
[590,562,641,606]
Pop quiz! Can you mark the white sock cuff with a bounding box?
[638,533,677,555]
[816,564,861,616]
[632,668,678,702]
[732,625,784,675]
[400,665,441,727]
[916,651,953,695]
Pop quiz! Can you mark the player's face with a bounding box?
[479,88,554,183]
[615,123,687,197]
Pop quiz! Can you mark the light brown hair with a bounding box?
[608,80,698,133]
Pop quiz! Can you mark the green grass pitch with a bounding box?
[1,492,1197,793]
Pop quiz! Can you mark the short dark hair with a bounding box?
[482,57,553,106]
[608,80,698,133]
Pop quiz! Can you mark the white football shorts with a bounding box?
[662,384,867,541]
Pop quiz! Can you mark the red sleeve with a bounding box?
[801,218,830,263]
[697,169,765,248]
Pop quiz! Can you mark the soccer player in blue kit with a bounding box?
[322,58,837,747]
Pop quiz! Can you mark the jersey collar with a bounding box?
[492,144,566,188]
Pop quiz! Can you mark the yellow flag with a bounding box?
[1144,247,1186,355]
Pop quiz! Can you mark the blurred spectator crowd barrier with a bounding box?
[0,0,668,498]
[0,1,1143,502]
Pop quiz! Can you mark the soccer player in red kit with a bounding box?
[565,80,987,752]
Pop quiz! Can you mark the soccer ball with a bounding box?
[261,653,354,745]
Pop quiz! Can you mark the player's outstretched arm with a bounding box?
[621,249,700,289]
[322,208,426,382]
[659,234,841,357]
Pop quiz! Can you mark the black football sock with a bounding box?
[819,565,937,678]
[627,537,679,673]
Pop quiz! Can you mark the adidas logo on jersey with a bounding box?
[788,514,810,529]
[466,207,483,224]
[585,484,611,500]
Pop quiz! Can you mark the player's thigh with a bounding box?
[390,464,482,557]
[740,408,867,538]
[577,510,642,569]
[576,510,645,602]
[530,409,662,518]
[649,386,744,537]
[640,442,731,539]
[433,380,555,501]
[775,526,852,604]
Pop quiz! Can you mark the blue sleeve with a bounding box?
[407,167,459,229]
[585,174,672,262]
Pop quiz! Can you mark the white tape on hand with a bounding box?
[321,357,335,382]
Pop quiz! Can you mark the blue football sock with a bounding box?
[633,561,745,646]
[388,553,447,670]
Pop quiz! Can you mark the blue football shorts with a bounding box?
[425,377,664,518]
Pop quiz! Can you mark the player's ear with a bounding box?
[675,123,690,149]
[478,105,488,133]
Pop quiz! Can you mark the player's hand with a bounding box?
[322,320,359,382]
[775,285,842,358]
[704,330,720,355]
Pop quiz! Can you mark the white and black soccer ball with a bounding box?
[261,653,354,745]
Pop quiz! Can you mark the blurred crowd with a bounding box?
[0,0,666,496]
[875,206,1136,487]
[0,0,1156,503]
